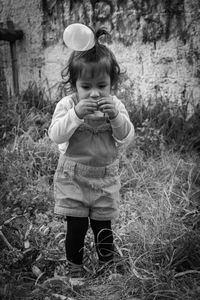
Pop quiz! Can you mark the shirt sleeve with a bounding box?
[48,96,84,144]
[110,96,135,145]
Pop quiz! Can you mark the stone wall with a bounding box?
[0,0,200,105]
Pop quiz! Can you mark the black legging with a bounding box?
[65,216,114,265]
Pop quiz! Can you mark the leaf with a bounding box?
[24,239,30,249]
[32,265,43,277]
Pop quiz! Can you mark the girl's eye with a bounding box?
[82,86,90,90]
[99,85,106,89]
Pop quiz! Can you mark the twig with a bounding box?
[174,270,200,278]
[0,228,14,250]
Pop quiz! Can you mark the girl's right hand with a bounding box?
[75,99,98,119]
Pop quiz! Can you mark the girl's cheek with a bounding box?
[101,89,110,96]
[103,92,111,97]
[77,91,88,100]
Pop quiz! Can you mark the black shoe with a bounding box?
[66,261,86,285]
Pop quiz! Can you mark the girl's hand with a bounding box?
[75,99,98,119]
[97,96,119,119]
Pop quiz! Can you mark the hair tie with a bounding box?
[63,23,95,51]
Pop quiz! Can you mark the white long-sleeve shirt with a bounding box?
[48,94,134,155]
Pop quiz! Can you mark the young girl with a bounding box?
[48,24,134,280]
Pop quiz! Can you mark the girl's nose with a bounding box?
[90,89,100,98]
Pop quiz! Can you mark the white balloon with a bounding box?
[63,23,95,51]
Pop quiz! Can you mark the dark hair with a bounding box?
[61,28,122,91]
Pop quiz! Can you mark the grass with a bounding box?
[115,150,200,299]
[1,84,200,299]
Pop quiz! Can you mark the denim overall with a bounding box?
[54,113,121,220]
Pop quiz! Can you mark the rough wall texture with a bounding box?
[0,0,200,105]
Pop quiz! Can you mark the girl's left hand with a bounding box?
[97,96,119,119]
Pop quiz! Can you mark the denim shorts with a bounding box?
[54,155,121,220]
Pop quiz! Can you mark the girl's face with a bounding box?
[76,69,111,101]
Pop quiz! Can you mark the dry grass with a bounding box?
[111,148,200,299]
[1,135,200,299]
[1,85,200,299]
